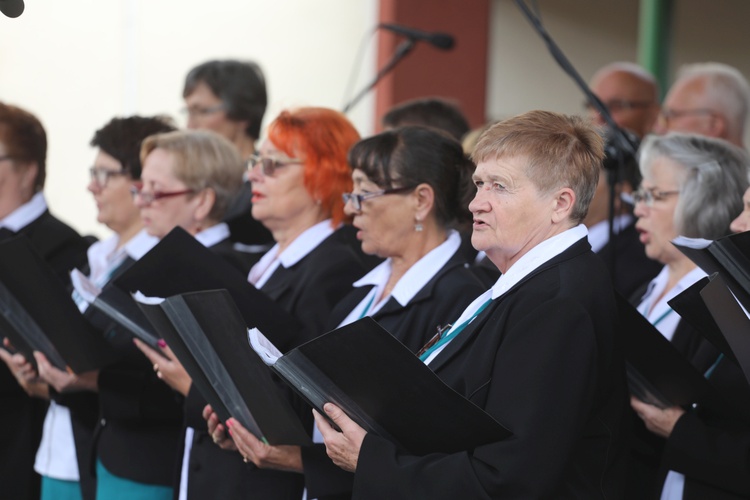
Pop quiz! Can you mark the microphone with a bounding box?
[379,23,455,50]
[0,0,24,18]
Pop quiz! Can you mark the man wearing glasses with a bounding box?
[588,61,661,139]
[654,62,750,149]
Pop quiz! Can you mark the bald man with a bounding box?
[654,62,750,148]
[589,62,661,138]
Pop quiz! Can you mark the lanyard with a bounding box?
[357,290,377,320]
[418,298,493,362]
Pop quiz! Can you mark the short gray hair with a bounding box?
[639,132,750,239]
[677,62,750,139]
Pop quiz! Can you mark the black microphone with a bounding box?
[379,23,455,50]
[0,0,24,18]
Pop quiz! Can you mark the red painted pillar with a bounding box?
[375,0,490,131]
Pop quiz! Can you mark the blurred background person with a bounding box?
[0,101,91,500]
[583,140,662,298]
[653,62,750,148]
[587,61,661,138]
[183,59,274,265]
[730,183,750,233]
[381,96,470,143]
[207,126,485,499]
[627,133,750,499]
[149,108,365,500]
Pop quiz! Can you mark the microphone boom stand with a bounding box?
[513,0,640,280]
[342,39,415,114]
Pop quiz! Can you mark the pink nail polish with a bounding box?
[157,339,167,348]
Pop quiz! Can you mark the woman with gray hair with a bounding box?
[629,132,750,499]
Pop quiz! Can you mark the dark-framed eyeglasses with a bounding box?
[180,104,226,119]
[129,185,195,205]
[89,167,129,187]
[584,99,654,113]
[342,185,417,211]
[658,107,717,127]
[632,186,681,207]
[247,154,304,177]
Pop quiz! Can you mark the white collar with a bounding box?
[86,229,158,286]
[0,192,47,231]
[194,222,231,248]
[354,230,461,307]
[638,265,707,317]
[490,224,589,300]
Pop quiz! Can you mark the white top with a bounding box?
[424,224,589,365]
[0,192,47,230]
[248,220,335,289]
[587,214,633,253]
[337,230,462,327]
[637,265,707,341]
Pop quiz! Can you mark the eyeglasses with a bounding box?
[181,104,226,119]
[129,185,195,205]
[342,186,417,211]
[89,167,129,187]
[632,186,681,207]
[658,107,717,127]
[584,99,654,113]
[247,154,303,177]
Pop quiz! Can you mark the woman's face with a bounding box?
[137,148,204,238]
[345,169,417,259]
[730,186,750,234]
[248,140,318,233]
[88,150,141,235]
[634,156,684,265]
[0,140,35,219]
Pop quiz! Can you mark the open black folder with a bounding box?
[134,289,311,447]
[672,232,750,311]
[0,235,119,372]
[113,227,303,352]
[249,316,511,456]
[700,273,750,388]
[617,294,721,410]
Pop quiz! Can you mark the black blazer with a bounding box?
[352,238,630,499]
[596,221,662,299]
[181,227,365,500]
[0,210,90,500]
[303,247,486,499]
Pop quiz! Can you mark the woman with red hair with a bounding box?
[176,107,366,500]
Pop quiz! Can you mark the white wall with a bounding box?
[0,0,378,239]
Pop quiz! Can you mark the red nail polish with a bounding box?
[226,419,233,428]
[157,339,167,348]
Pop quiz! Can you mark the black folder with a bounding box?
[617,294,717,409]
[113,227,303,351]
[70,269,161,350]
[673,232,750,311]
[0,235,119,372]
[700,273,750,388]
[250,316,511,456]
[668,277,739,366]
[136,289,311,446]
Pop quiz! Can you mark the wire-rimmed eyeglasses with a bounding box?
[89,167,128,187]
[632,186,681,207]
[246,154,304,177]
[342,185,417,211]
